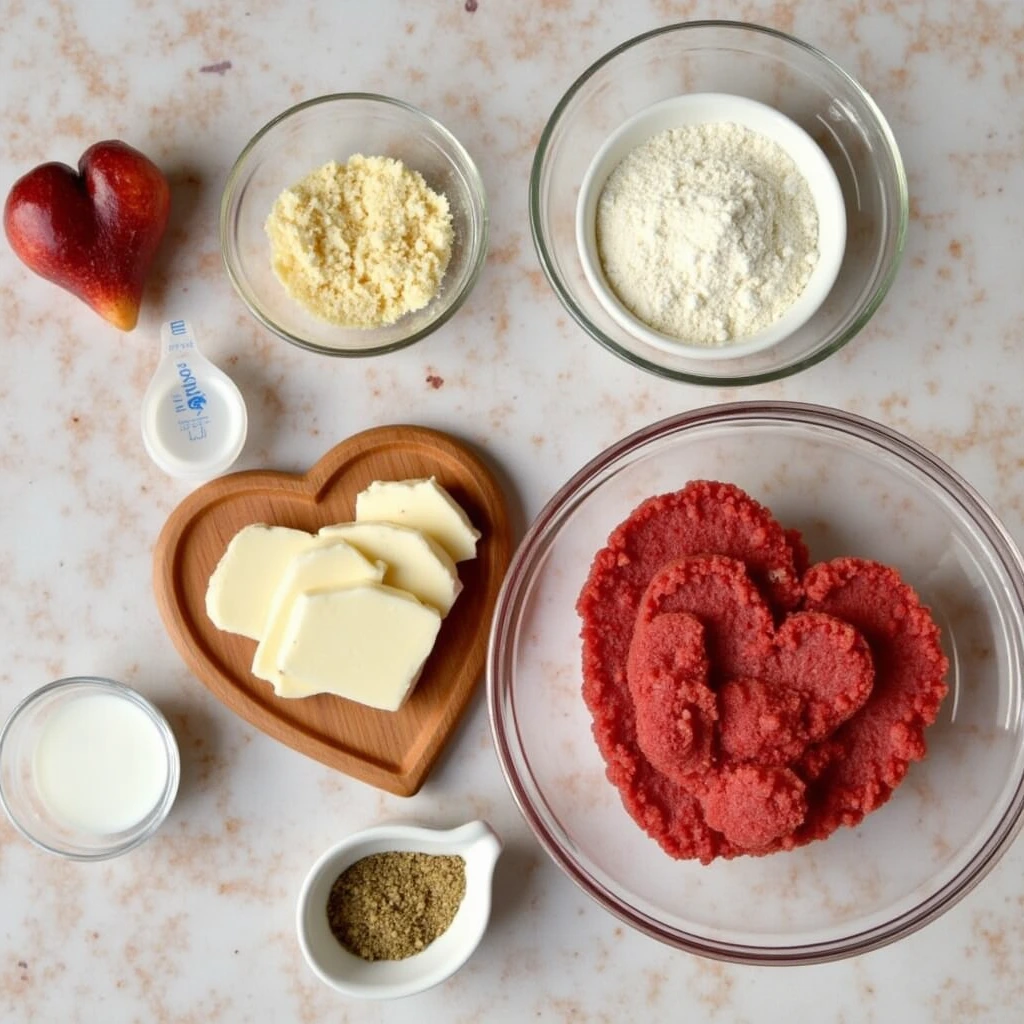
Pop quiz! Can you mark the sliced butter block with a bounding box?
[354,477,481,562]
[251,540,385,692]
[317,520,462,616]
[276,583,442,709]
[206,524,325,640]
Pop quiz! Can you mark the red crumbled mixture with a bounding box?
[627,611,716,780]
[795,557,949,841]
[577,481,949,863]
[702,765,807,852]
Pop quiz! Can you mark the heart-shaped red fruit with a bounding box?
[4,140,170,331]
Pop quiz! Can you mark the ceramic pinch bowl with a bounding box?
[297,820,502,999]
[575,92,847,361]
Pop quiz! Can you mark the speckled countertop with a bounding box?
[2,1,1023,1021]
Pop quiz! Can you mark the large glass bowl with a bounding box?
[487,403,1024,964]
[222,93,488,357]
[530,22,908,385]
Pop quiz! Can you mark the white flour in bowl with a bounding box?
[595,123,820,345]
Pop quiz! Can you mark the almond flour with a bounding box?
[596,123,819,346]
[265,155,453,328]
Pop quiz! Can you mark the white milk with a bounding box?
[33,692,169,835]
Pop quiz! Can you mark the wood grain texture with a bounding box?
[152,425,512,796]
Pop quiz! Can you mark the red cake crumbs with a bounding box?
[795,557,950,839]
[627,611,716,781]
[702,765,808,852]
[577,481,949,863]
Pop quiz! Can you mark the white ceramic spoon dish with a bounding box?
[297,820,502,999]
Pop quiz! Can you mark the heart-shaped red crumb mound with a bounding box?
[577,480,950,864]
[625,555,874,853]
[629,558,874,770]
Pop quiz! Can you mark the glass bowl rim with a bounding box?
[487,400,1024,964]
[0,675,181,862]
[528,19,910,387]
[220,91,490,358]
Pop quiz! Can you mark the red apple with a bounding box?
[4,140,171,331]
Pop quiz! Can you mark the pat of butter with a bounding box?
[251,540,385,692]
[354,477,480,563]
[206,524,326,640]
[276,583,442,709]
[317,521,462,616]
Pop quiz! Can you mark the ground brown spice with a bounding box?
[326,851,467,961]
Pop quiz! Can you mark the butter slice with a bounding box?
[354,477,480,562]
[206,525,323,640]
[276,583,442,709]
[251,540,385,692]
[317,521,462,616]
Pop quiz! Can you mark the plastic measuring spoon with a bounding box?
[141,318,247,480]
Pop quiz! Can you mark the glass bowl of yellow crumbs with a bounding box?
[221,94,489,356]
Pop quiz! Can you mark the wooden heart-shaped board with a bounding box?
[152,425,512,796]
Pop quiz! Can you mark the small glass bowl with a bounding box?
[0,677,180,861]
[221,93,489,357]
[530,21,908,385]
[487,403,1024,964]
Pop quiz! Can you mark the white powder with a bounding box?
[595,123,820,346]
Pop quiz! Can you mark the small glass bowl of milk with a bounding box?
[0,677,180,860]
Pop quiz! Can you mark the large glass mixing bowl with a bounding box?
[489,403,1024,963]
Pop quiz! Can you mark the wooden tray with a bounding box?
[152,425,512,796]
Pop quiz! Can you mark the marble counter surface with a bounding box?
[2,1,1023,1021]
